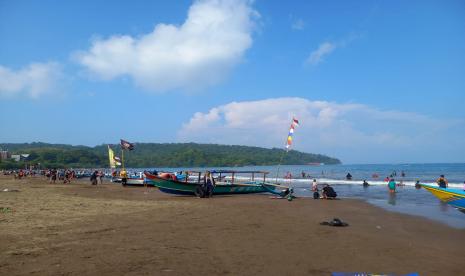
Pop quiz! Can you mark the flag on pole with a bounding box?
[285,117,300,151]
[120,139,134,150]
[108,145,116,168]
[113,156,122,166]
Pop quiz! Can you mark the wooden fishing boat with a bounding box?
[421,184,465,212]
[144,170,278,196]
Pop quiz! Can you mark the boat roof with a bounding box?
[211,170,269,174]
[184,170,269,174]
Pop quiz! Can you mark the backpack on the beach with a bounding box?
[313,191,319,199]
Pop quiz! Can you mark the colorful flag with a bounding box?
[285,117,300,151]
[108,145,116,168]
[120,139,134,150]
[113,156,122,166]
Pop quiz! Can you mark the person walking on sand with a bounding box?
[388,178,396,193]
[436,175,448,188]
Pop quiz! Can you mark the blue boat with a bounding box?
[421,184,465,213]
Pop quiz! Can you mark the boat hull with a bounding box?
[144,172,276,195]
[112,177,149,186]
[421,184,465,211]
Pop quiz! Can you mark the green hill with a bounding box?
[0,142,341,169]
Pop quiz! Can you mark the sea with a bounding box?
[128,163,465,228]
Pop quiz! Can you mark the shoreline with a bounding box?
[1,176,464,275]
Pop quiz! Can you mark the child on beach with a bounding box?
[312,179,318,191]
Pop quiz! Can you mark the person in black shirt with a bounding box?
[322,184,337,199]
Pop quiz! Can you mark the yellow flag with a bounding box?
[108,145,116,168]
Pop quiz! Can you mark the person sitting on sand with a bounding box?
[322,184,337,199]
[362,180,369,187]
[436,175,448,188]
[388,178,396,193]
[346,173,352,180]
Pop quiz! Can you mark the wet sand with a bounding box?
[1,175,464,275]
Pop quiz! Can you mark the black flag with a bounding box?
[120,139,134,150]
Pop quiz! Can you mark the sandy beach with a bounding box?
[1,175,464,275]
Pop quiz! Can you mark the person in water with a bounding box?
[322,184,337,199]
[436,175,448,188]
[362,180,369,187]
[346,173,352,180]
[388,178,396,193]
[415,180,421,189]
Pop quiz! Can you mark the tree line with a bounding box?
[0,142,341,169]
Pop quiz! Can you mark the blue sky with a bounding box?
[1,0,464,164]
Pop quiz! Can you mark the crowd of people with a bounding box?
[2,168,108,185]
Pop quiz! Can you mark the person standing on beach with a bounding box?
[436,175,448,188]
[98,171,104,184]
[50,169,57,184]
[312,179,318,191]
[388,178,396,193]
[90,171,98,185]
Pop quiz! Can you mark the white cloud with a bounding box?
[291,18,305,30]
[75,0,258,92]
[0,62,61,99]
[306,42,336,65]
[178,97,464,163]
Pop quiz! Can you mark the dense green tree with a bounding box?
[0,142,341,169]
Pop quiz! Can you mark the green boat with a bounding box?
[144,170,279,196]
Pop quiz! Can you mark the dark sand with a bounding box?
[1,175,464,275]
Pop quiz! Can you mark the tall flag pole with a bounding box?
[120,139,135,171]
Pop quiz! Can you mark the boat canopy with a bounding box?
[210,170,269,174]
[180,170,269,175]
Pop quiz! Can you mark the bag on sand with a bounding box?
[313,191,320,199]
